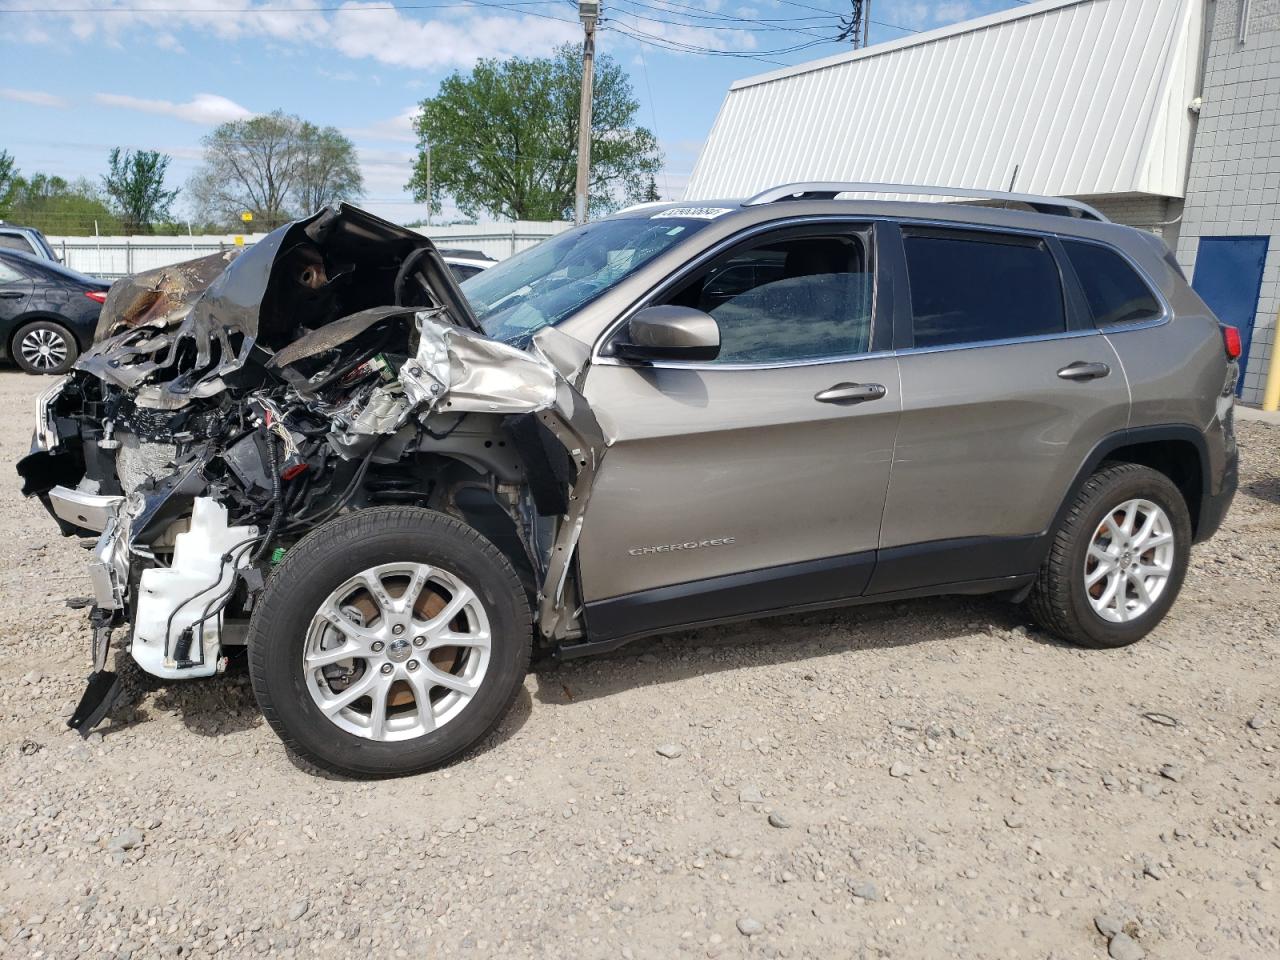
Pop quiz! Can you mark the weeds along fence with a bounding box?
[47,221,570,279]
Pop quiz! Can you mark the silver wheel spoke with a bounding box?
[1131,509,1159,548]
[357,571,396,615]
[1128,571,1153,609]
[1142,533,1173,550]
[398,563,432,613]
[426,629,491,651]
[305,640,364,669]
[424,665,478,696]
[404,671,438,733]
[318,670,378,715]
[1097,574,1123,617]
[1085,562,1113,588]
[422,585,475,631]
[317,600,379,642]
[367,679,390,740]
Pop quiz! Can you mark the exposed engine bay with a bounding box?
[17,205,602,732]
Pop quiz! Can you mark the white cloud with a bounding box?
[0,88,70,109]
[329,5,580,69]
[892,1,981,30]
[344,106,422,144]
[6,0,777,66]
[93,92,255,125]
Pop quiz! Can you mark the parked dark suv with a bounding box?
[20,186,1238,777]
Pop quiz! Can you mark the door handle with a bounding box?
[814,382,887,405]
[0,291,23,299]
[1056,361,1111,382]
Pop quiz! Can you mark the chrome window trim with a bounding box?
[892,327,1102,358]
[586,213,1172,372]
[591,348,897,372]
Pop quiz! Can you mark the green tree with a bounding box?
[0,150,18,218]
[188,110,363,230]
[295,125,364,214]
[408,44,663,221]
[102,148,180,234]
[5,173,122,236]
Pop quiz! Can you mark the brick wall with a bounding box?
[1073,193,1183,248]
[1176,0,1280,405]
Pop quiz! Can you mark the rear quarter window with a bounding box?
[0,234,34,253]
[1062,240,1163,326]
[902,230,1066,348]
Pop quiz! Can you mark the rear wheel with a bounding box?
[14,319,78,375]
[1027,463,1191,648]
[248,507,531,778]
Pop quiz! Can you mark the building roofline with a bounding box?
[729,0,1092,91]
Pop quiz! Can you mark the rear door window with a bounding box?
[662,230,874,364]
[902,229,1066,348]
[1062,240,1163,326]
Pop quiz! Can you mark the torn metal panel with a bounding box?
[531,373,607,641]
[94,251,238,341]
[408,315,558,415]
[269,306,424,369]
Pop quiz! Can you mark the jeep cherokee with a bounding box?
[17,185,1239,778]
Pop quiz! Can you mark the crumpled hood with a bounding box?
[78,204,481,409]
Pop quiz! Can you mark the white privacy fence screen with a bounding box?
[47,221,571,279]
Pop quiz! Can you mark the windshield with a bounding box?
[460,215,709,344]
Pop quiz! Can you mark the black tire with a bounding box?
[247,506,531,778]
[13,319,78,375]
[1027,463,1192,649]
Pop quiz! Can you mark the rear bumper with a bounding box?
[1194,408,1238,543]
[1195,446,1237,543]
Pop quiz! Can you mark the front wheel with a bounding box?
[248,507,532,778]
[1027,463,1192,649]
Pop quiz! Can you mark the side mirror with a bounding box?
[612,305,721,363]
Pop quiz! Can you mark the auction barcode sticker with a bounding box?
[651,207,734,220]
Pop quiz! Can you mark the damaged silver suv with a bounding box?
[18,184,1239,778]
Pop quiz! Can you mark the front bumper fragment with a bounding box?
[49,485,125,533]
[88,517,129,610]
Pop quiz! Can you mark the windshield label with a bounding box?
[652,206,734,220]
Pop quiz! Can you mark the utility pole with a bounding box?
[424,142,432,227]
[838,0,871,48]
[575,0,600,225]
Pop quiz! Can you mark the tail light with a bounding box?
[1221,324,1242,360]
[85,291,108,304]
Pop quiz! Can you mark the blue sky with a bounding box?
[0,0,1027,225]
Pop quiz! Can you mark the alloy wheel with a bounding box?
[1083,498,1175,623]
[303,562,491,741]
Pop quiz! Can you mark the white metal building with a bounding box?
[686,0,1280,406]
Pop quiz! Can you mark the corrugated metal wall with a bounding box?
[685,0,1202,202]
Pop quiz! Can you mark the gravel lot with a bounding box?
[1,367,1277,960]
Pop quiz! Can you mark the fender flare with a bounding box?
[1044,423,1209,553]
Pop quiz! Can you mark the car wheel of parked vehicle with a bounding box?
[14,320,78,375]
[248,506,531,778]
[1028,463,1192,649]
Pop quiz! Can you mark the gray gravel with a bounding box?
[1,369,1278,958]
